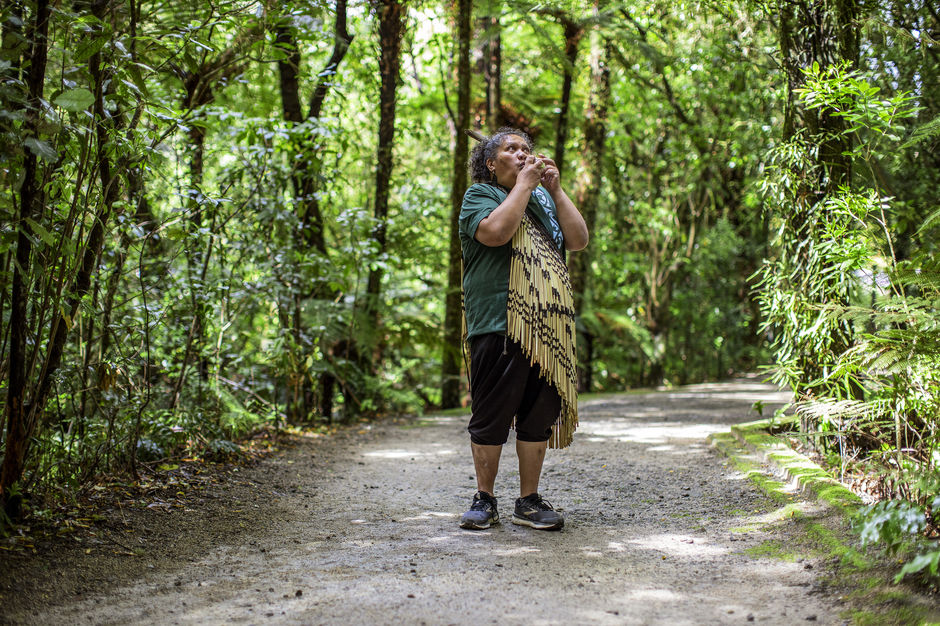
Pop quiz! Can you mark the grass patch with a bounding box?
[729,525,759,533]
[846,603,940,625]
[730,420,864,513]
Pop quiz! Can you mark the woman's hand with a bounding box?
[517,155,544,192]
[536,154,561,193]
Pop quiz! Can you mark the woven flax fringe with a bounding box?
[507,212,578,449]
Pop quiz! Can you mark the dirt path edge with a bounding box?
[708,422,939,624]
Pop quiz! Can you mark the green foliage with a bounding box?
[584,1,776,388]
[857,497,940,583]
[756,61,922,397]
[798,61,918,155]
[754,148,860,394]
[0,5,935,593]
[755,17,940,584]
[0,7,570,498]
[900,114,940,150]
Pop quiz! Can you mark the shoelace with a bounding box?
[471,495,495,511]
[522,495,554,511]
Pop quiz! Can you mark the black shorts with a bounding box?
[467,333,561,446]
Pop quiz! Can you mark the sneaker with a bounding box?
[459,491,499,530]
[512,493,564,530]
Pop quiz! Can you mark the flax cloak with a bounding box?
[506,210,579,449]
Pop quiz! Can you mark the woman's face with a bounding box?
[487,135,530,188]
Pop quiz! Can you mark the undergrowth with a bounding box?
[757,62,940,586]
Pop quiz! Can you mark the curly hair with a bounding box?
[468,127,534,184]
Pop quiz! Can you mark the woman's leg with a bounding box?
[516,439,547,497]
[471,442,502,496]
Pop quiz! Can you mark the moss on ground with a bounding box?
[744,539,800,561]
[848,605,940,626]
[710,426,940,625]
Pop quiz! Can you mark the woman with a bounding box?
[457,128,588,531]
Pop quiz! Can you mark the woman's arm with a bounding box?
[474,157,544,247]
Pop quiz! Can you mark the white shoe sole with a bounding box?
[511,515,564,530]
[459,516,499,530]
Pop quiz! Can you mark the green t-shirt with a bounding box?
[459,183,565,340]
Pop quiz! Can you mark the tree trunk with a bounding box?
[570,19,611,392]
[276,18,314,424]
[777,0,860,391]
[552,15,582,176]
[2,0,51,517]
[440,0,472,409]
[361,0,406,407]
[170,27,261,409]
[276,0,352,422]
[479,2,501,130]
[306,0,351,422]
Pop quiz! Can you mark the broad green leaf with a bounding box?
[126,64,150,98]
[895,551,940,583]
[23,137,57,160]
[53,88,95,112]
[24,217,59,248]
[74,35,108,63]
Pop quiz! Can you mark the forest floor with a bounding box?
[2,379,937,625]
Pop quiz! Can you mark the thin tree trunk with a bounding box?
[362,0,406,402]
[37,0,124,460]
[170,122,208,409]
[552,16,582,176]
[98,160,148,388]
[76,276,101,437]
[441,0,472,409]
[276,0,352,422]
[168,23,262,410]
[479,2,501,130]
[1,0,51,516]
[570,21,611,392]
[190,123,210,384]
[4,0,125,499]
[306,0,351,422]
[274,20,308,423]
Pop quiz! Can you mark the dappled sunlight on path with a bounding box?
[26,379,854,625]
[578,419,731,443]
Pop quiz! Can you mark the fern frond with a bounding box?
[917,207,940,236]
[891,267,940,295]
[900,114,940,150]
[796,398,880,428]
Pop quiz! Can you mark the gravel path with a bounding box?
[8,380,854,625]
